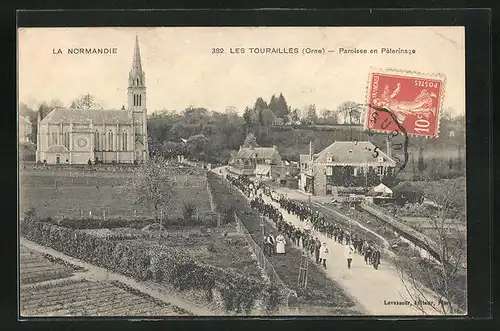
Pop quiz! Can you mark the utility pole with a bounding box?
[298,252,309,289]
[158,210,163,242]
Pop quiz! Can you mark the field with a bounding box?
[19,166,211,220]
[20,246,82,285]
[206,172,358,312]
[20,278,190,317]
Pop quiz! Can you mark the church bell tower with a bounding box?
[128,35,148,161]
[128,35,146,111]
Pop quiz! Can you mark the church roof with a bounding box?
[19,115,31,124]
[41,108,134,125]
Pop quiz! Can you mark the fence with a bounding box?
[234,213,297,308]
[207,172,297,307]
[360,201,442,262]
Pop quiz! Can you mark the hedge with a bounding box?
[20,213,284,315]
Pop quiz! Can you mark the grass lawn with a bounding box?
[19,166,211,220]
[207,172,358,311]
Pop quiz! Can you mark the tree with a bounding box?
[70,93,103,110]
[305,104,318,124]
[186,134,209,160]
[269,93,289,119]
[418,147,426,172]
[254,97,268,112]
[131,154,178,235]
[337,101,362,124]
[290,108,300,123]
[49,98,64,108]
[394,176,466,314]
[456,145,463,173]
[38,102,53,120]
[243,133,258,148]
[448,157,453,170]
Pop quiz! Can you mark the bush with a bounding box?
[200,212,219,227]
[182,202,197,224]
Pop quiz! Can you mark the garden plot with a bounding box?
[20,278,190,317]
[20,246,78,285]
[110,224,264,280]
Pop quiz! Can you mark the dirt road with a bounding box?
[261,194,445,316]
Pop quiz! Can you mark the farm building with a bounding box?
[36,36,149,165]
[299,140,397,196]
[226,145,286,182]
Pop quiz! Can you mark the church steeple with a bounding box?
[131,35,142,74]
[127,35,146,111]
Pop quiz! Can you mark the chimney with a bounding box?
[386,139,392,158]
[309,141,313,161]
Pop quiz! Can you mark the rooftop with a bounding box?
[41,108,135,125]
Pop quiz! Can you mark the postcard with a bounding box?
[18,26,466,317]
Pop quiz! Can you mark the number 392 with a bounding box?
[212,48,224,54]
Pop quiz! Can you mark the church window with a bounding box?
[108,131,114,151]
[122,131,128,151]
[136,78,139,86]
[139,94,141,106]
[95,131,100,150]
[64,132,70,150]
[377,166,384,175]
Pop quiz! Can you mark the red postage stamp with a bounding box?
[365,71,445,137]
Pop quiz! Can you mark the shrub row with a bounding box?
[20,213,284,315]
[40,212,220,230]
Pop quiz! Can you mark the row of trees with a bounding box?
[20,93,466,181]
[242,94,363,128]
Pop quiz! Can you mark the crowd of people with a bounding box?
[227,174,382,270]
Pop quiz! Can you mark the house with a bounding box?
[299,140,397,196]
[19,115,33,144]
[227,145,285,181]
[36,36,148,164]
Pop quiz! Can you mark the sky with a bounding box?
[18,27,465,116]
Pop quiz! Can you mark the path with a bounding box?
[20,238,219,316]
[267,187,391,249]
[261,194,443,316]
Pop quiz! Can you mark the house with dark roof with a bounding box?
[227,145,286,182]
[36,36,149,165]
[299,140,396,196]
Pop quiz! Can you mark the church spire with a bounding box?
[132,34,142,72]
[127,35,146,111]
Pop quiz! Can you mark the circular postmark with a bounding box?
[366,104,409,176]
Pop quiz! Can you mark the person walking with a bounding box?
[319,242,329,268]
[314,237,322,264]
[345,241,355,269]
[276,233,286,254]
[371,247,381,270]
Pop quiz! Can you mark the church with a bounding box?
[36,36,149,165]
